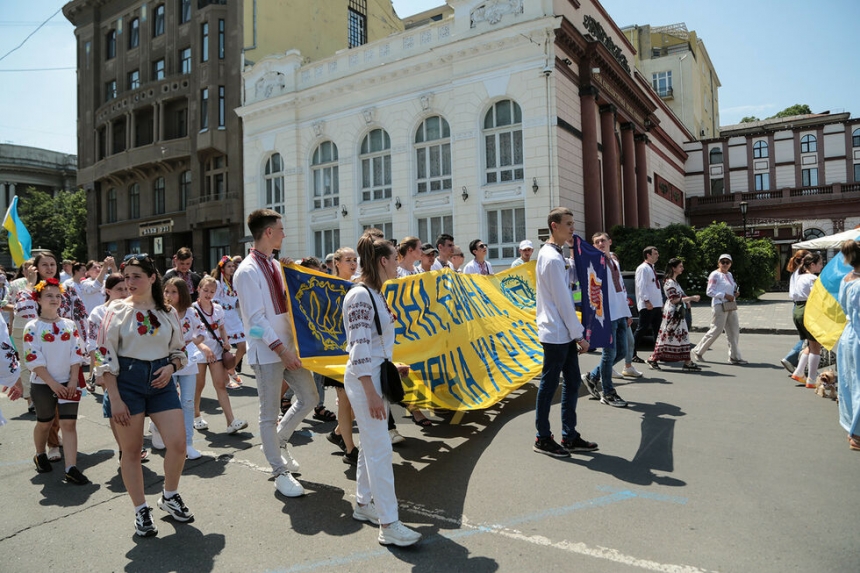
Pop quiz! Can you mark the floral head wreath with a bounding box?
[218,255,231,268]
[34,278,64,295]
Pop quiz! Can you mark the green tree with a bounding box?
[18,187,88,263]
[695,222,778,298]
[768,104,812,119]
[740,116,760,123]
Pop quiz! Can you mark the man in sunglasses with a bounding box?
[462,239,494,275]
[163,247,202,301]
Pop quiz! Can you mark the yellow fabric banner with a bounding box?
[283,262,544,411]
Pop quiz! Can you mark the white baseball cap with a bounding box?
[519,240,534,250]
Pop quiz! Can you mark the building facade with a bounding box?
[623,23,721,140]
[685,112,860,280]
[237,0,692,265]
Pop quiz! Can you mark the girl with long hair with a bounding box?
[781,249,812,372]
[648,258,701,371]
[789,253,824,386]
[212,256,246,388]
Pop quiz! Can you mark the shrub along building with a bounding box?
[684,111,860,281]
[237,0,695,265]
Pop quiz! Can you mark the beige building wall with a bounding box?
[243,0,404,65]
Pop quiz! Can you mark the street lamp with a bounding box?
[739,201,748,239]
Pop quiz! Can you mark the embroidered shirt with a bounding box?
[23,317,84,385]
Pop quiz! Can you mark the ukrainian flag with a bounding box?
[804,232,860,350]
[2,196,32,266]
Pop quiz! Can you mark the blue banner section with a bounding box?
[282,266,351,358]
[572,235,613,348]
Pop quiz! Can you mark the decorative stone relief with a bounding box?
[470,0,523,28]
[380,44,390,57]
[362,107,376,124]
[403,36,414,49]
[349,54,359,67]
[254,71,286,100]
[365,49,374,62]
[439,25,451,38]
[314,66,323,78]
[419,92,433,111]
[420,30,432,44]
[328,61,338,73]
[301,70,310,83]
[312,121,325,137]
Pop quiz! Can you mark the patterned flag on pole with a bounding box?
[571,234,613,348]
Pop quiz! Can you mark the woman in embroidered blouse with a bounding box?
[213,256,246,388]
[192,275,247,434]
[648,258,701,371]
[0,311,24,427]
[95,254,192,537]
[396,237,421,278]
[342,235,421,547]
[692,254,747,365]
[24,279,88,484]
[788,253,825,387]
[86,274,128,391]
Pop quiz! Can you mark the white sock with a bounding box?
[792,353,809,378]
[163,489,178,499]
[807,354,821,384]
[65,465,73,473]
[134,503,148,514]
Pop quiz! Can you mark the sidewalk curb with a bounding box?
[690,327,796,335]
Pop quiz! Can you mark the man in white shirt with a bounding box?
[430,233,454,271]
[632,246,663,365]
[79,258,114,315]
[510,240,534,268]
[533,207,598,458]
[417,243,437,273]
[581,232,632,408]
[59,260,73,283]
[233,209,318,499]
[462,239,494,275]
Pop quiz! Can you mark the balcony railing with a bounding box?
[688,182,856,210]
[655,87,674,99]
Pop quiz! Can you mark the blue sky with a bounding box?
[1,0,857,155]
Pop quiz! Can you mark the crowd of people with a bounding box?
[1,207,859,546]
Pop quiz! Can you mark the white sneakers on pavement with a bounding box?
[186,446,202,460]
[149,421,165,450]
[378,520,421,546]
[275,471,305,497]
[611,368,624,379]
[621,366,643,378]
[226,419,248,434]
[353,501,379,524]
[281,448,300,473]
[389,429,405,444]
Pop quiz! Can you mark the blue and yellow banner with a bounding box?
[2,196,32,266]
[283,262,543,410]
[804,234,859,350]
[572,235,612,348]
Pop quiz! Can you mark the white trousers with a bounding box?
[693,305,742,362]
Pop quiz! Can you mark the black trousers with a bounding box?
[633,306,664,352]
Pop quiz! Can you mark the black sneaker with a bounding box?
[646,359,662,370]
[631,355,645,364]
[533,436,570,458]
[600,391,628,408]
[134,506,158,537]
[561,436,599,452]
[33,453,52,473]
[342,447,359,466]
[158,492,194,522]
[581,373,600,399]
[327,431,346,452]
[64,465,90,485]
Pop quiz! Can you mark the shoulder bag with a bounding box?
[358,284,404,404]
[721,300,738,312]
[194,303,237,370]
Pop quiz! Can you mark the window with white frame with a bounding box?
[487,206,525,260]
[314,228,341,259]
[753,140,768,158]
[180,47,192,74]
[801,134,817,153]
[709,147,723,164]
[360,129,391,202]
[754,173,770,191]
[415,115,452,194]
[651,71,672,97]
[416,215,453,245]
[484,99,523,184]
[311,141,339,209]
[264,153,284,214]
[802,167,818,187]
[853,128,860,148]
[362,222,393,241]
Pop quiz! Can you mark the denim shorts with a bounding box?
[103,356,181,418]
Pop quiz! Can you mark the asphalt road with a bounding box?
[0,333,857,573]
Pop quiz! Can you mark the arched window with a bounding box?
[415,116,451,194]
[360,129,391,202]
[853,128,860,148]
[802,228,825,241]
[709,147,723,165]
[264,153,284,214]
[801,134,817,153]
[311,141,339,209]
[753,140,768,159]
[484,99,523,184]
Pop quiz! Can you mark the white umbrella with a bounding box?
[792,227,860,250]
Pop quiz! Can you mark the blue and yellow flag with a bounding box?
[283,262,542,411]
[2,196,32,266]
[572,235,612,348]
[804,233,859,350]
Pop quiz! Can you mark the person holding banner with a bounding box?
[233,209,317,498]
[462,239,494,275]
[837,240,860,451]
[534,207,598,458]
[343,234,421,547]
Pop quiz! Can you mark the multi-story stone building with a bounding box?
[237,0,693,264]
[63,0,408,271]
[684,112,860,280]
[622,22,720,140]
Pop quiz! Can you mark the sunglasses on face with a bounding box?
[123,253,150,262]
[477,244,487,249]
[719,260,731,265]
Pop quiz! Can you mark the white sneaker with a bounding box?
[378,520,421,546]
[275,471,305,497]
[389,428,405,445]
[193,416,208,430]
[226,419,248,434]
[611,368,624,379]
[281,447,300,473]
[353,501,379,524]
[621,366,643,378]
[186,446,202,460]
[149,421,165,450]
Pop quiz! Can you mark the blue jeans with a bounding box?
[535,341,582,441]
[174,374,196,447]
[784,339,803,367]
[590,318,629,394]
[625,323,635,364]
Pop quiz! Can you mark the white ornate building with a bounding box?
[237,0,693,263]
